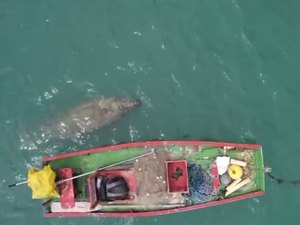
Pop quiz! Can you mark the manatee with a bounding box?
[40,97,141,139]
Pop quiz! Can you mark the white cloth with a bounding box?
[216,156,230,175]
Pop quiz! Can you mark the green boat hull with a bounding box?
[42,140,265,217]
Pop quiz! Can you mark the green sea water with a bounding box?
[1,0,300,224]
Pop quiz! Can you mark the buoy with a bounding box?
[228,165,243,180]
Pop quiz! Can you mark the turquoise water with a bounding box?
[1,0,300,224]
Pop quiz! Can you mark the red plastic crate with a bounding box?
[166,160,189,193]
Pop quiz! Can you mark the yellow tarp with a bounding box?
[27,165,60,199]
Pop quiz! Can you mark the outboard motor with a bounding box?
[97,175,129,201]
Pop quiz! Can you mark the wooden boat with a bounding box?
[37,140,265,217]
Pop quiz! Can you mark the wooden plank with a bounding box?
[225,178,251,196]
[51,202,101,212]
[230,159,247,167]
[226,178,242,192]
[50,202,184,213]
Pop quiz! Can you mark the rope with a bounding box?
[265,172,300,185]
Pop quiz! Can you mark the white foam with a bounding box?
[133,31,142,36]
[129,125,140,141]
[116,66,126,71]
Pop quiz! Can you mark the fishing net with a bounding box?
[184,163,217,204]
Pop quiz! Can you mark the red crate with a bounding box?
[166,160,189,193]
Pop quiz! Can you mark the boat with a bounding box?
[26,140,265,217]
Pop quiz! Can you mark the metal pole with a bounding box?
[56,150,154,185]
[8,150,154,188]
[8,180,28,188]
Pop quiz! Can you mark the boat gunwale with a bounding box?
[42,140,262,162]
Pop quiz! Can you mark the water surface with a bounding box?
[1,0,300,224]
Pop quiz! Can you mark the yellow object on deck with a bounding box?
[228,164,243,180]
[27,165,60,199]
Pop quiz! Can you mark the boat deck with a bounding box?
[44,142,265,213]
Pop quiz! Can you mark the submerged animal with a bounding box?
[40,97,141,139]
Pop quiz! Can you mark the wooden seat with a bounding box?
[58,168,75,209]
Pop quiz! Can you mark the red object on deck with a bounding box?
[166,160,189,193]
[211,163,219,191]
[87,176,98,208]
[58,168,75,209]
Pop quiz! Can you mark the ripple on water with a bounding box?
[137,85,153,108]
[129,124,140,141]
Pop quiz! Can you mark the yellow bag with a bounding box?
[27,165,60,199]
